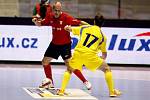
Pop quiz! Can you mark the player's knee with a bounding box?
[64,60,70,67]
[67,67,74,73]
[103,67,111,73]
[42,59,49,66]
[100,65,111,73]
[100,61,111,72]
[67,69,73,74]
[64,59,69,64]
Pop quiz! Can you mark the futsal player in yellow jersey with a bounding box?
[58,15,121,97]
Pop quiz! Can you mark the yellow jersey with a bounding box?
[72,25,107,53]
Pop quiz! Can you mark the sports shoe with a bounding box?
[39,78,54,89]
[109,89,121,97]
[57,89,65,96]
[83,81,92,90]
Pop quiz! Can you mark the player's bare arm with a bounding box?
[80,21,90,25]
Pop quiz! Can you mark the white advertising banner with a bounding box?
[0,25,149,65]
[0,25,52,61]
[102,27,150,65]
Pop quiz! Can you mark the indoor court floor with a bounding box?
[0,64,150,100]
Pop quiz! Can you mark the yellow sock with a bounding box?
[105,71,114,93]
[60,71,71,91]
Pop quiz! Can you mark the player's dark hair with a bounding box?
[40,0,49,4]
[94,14,104,27]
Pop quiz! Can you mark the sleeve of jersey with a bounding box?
[33,5,37,16]
[71,19,81,26]
[67,15,81,26]
[71,26,81,36]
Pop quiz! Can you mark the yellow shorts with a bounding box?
[69,51,104,71]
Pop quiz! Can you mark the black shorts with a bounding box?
[44,42,72,60]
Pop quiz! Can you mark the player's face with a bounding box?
[53,7,61,18]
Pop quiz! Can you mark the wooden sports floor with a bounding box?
[0,64,150,100]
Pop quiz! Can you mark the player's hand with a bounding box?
[64,25,72,32]
[32,14,42,23]
[33,19,42,26]
[32,17,42,26]
[32,18,37,23]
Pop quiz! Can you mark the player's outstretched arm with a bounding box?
[80,21,90,25]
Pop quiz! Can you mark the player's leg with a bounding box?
[40,43,60,88]
[64,59,91,90]
[58,70,73,96]
[58,59,75,95]
[84,54,121,97]
[58,50,84,95]
[58,65,83,95]
[99,61,121,97]
[39,56,54,88]
[41,56,54,85]
[74,69,92,90]
[61,43,91,90]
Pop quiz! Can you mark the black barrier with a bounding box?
[0,17,34,25]
[0,17,150,28]
[80,18,150,28]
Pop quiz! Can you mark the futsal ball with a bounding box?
[40,78,54,88]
